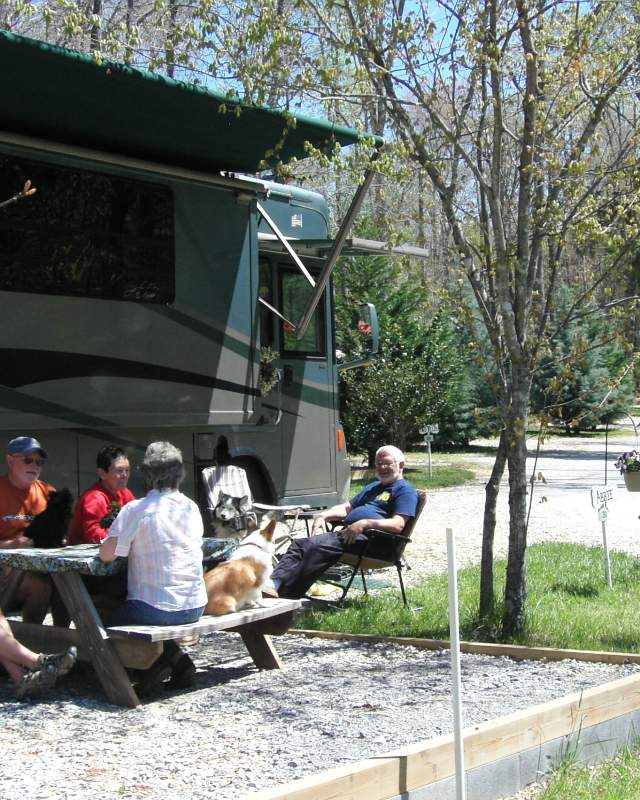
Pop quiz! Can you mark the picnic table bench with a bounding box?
[0,540,301,708]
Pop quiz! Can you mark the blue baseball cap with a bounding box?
[7,436,48,458]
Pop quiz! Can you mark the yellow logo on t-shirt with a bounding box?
[378,491,391,502]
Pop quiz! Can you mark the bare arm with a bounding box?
[99,536,118,562]
[311,502,353,534]
[0,535,33,549]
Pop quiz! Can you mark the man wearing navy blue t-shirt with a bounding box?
[271,445,418,599]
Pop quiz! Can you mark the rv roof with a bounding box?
[0,32,377,175]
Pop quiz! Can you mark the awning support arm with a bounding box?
[258,296,297,330]
[295,161,378,339]
[256,201,316,288]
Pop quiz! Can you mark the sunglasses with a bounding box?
[14,455,45,466]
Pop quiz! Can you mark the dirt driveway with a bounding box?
[405,423,640,581]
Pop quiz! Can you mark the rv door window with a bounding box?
[0,155,174,303]
[279,267,326,356]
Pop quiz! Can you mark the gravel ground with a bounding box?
[2,635,638,800]
[3,431,640,799]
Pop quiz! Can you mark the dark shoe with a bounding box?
[165,653,196,690]
[134,653,172,697]
[16,646,77,700]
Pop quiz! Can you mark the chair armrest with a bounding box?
[330,522,409,542]
[253,503,311,513]
[362,527,410,542]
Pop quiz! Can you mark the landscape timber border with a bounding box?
[248,630,640,800]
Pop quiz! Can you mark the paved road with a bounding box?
[405,423,640,580]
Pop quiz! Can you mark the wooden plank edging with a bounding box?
[290,628,640,664]
[248,672,640,800]
[246,631,640,800]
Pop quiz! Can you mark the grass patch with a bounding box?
[536,742,640,799]
[350,465,475,492]
[298,542,640,652]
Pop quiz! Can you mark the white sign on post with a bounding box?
[590,485,614,587]
[419,424,438,477]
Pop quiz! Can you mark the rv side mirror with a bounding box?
[358,303,379,355]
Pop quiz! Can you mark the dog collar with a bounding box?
[241,540,268,551]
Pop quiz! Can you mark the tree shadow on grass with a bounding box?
[549,581,600,598]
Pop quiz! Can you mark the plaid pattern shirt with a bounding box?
[202,464,253,510]
[105,489,207,611]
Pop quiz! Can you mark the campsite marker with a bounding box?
[590,485,614,588]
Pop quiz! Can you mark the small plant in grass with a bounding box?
[536,742,640,799]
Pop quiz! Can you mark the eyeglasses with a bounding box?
[375,460,397,467]
[13,455,45,467]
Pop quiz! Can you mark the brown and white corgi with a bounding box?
[204,518,276,615]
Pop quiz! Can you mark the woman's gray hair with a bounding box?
[141,441,185,491]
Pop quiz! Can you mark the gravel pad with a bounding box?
[2,633,639,799]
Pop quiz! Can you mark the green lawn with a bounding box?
[297,542,640,652]
[350,464,476,492]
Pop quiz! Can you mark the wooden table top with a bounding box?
[0,538,236,576]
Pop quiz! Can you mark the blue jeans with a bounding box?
[109,599,205,626]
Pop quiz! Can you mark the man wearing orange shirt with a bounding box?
[68,446,135,545]
[0,436,62,624]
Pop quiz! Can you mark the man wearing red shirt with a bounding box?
[0,436,62,624]
[68,446,135,545]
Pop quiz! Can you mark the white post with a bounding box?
[601,519,612,588]
[427,440,432,478]
[446,527,466,800]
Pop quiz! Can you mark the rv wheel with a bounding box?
[230,457,271,505]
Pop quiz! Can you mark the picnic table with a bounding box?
[0,540,300,707]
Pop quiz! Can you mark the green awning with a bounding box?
[0,32,377,174]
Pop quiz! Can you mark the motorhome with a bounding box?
[0,31,379,510]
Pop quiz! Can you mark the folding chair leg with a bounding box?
[360,570,368,596]
[396,564,409,608]
[338,558,362,606]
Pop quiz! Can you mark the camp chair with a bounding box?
[323,489,427,608]
[201,464,310,561]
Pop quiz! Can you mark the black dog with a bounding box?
[24,488,74,549]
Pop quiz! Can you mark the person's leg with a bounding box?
[50,584,71,628]
[0,609,77,694]
[0,610,39,682]
[15,572,53,624]
[273,532,350,598]
[15,646,77,699]
[109,602,205,693]
[271,537,307,588]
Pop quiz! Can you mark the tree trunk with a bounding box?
[166,0,177,78]
[479,429,507,620]
[367,448,376,469]
[91,0,102,50]
[502,370,531,637]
